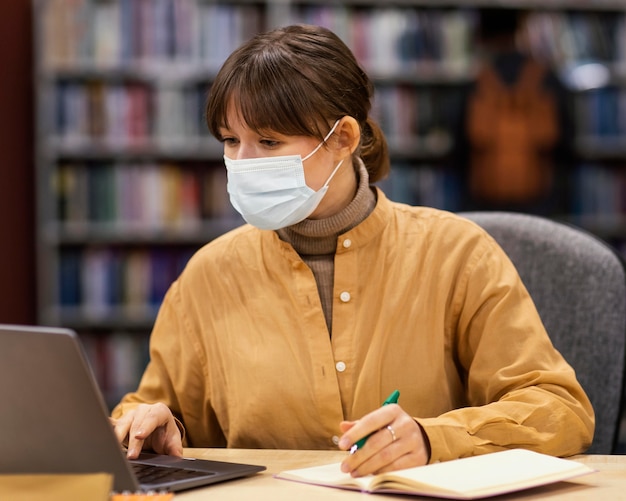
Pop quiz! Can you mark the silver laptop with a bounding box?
[0,324,265,492]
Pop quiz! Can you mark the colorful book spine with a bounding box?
[59,247,197,315]
[54,163,238,228]
[42,0,264,69]
[80,331,150,410]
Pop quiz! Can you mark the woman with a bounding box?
[112,24,593,478]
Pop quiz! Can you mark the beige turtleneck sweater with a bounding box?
[277,160,376,334]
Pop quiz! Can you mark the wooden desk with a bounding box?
[175,449,626,500]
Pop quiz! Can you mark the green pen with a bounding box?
[349,389,400,454]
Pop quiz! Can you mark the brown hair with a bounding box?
[205,24,389,182]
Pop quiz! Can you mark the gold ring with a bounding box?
[387,425,397,442]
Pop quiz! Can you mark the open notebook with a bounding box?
[0,324,265,492]
[276,448,595,499]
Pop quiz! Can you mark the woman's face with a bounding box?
[220,104,358,220]
[220,107,339,193]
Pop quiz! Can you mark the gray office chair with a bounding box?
[459,211,626,454]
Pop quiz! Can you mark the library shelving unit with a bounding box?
[33,0,626,406]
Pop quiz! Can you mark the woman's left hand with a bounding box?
[338,404,430,476]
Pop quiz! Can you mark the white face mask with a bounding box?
[224,120,344,230]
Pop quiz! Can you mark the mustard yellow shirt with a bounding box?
[112,189,594,462]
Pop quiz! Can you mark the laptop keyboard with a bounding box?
[132,462,216,484]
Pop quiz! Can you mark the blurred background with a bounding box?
[1,1,625,437]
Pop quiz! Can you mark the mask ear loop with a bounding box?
[321,158,345,188]
[302,119,341,162]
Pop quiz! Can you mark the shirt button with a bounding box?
[331,435,340,445]
[343,238,352,248]
[339,291,351,302]
[335,361,346,372]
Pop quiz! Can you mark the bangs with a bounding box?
[206,44,332,141]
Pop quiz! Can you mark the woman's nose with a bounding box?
[234,143,259,160]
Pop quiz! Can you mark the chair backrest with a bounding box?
[459,211,626,454]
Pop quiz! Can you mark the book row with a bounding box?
[570,163,626,218]
[296,7,626,70]
[288,6,473,74]
[40,1,626,73]
[52,161,626,232]
[40,0,474,72]
[53,161,462,230]
[379,164,463,213]
[53,80,207,147]
[526,11,625,66]
[51,78,626,151]
[58,246,197,312]
[52,81,459,149]
[575,87,626,137]
[374,86,456,148]
[80,331,149,409]
[54,162,236,226]
[384,162,626,220]
[41,0,262,70]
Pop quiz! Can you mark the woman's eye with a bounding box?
[222,137,238,146]
[260,139,280,148]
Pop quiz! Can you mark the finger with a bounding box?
[126,405,164,458]
[349,432,411,476]
[341,424,396,474]
[126,435,145,459]
[338,405,399,451]
[339,421,356,433]
[129,403,181,458]
[110,415,131,446]
[164,420,184,457]
[343,415,429,476]
[163,436,184,457]
[129,403,170,440]
[149,418,183,457]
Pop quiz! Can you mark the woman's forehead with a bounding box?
[223,95,270,131]
[222,89,327,139]
[223,102,272,135]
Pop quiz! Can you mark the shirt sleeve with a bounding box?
[110,280,219,447]
[416,232,595,463]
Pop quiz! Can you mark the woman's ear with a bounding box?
[334,116,361,155]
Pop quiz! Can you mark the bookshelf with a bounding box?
[33,0,626,406]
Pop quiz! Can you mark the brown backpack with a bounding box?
[466,60,559,203]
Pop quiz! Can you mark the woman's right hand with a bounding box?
[111,402,183,459]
